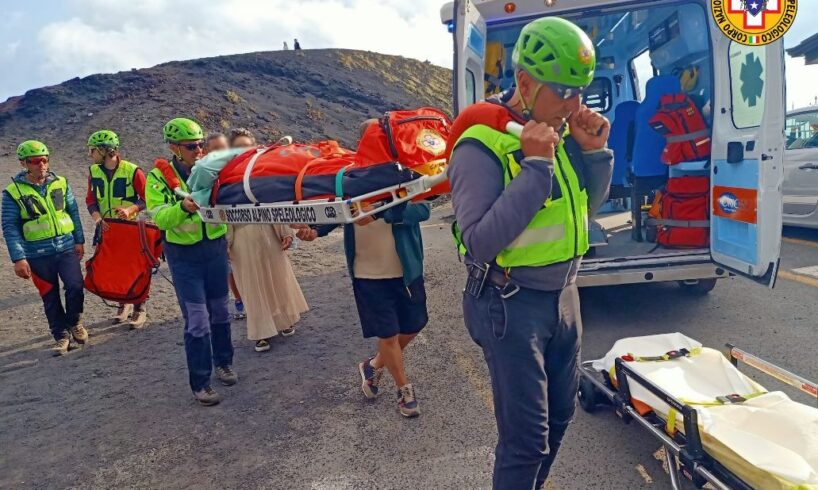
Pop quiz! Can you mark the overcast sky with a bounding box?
[1,0,816,108]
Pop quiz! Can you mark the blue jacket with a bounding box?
[317,202,430,286]
[2,171,85,263]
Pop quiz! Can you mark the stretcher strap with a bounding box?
[334,164,356,199]
[664,391,767,435]
[243,147,274,204]
[622,347,701,363]
[294,160,321,203]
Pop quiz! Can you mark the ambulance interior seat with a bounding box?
[629,74,682,241]
[608,101,639,200]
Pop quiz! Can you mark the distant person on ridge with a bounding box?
[283,41,289,50]
[146,118,237,406]
[2,140,87,356]
[85,129,150,328]
[293,38,301,50]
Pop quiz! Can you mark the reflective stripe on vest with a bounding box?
[89,160,138,218]
[147,165,226,245]
[451,124,589,268]
[4,176,76,242]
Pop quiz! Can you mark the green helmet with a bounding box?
[16,140,50,160]
[512,17,596,88]
[87,129,120,149]
[163,117,204,143]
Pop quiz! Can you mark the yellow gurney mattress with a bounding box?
[592,333,818,489]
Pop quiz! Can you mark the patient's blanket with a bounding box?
[187,107,451,207]
[593,333,818,489]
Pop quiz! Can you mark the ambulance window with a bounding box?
[630,50,654,101]
[728,43,766,129]
[465,69,476,104]
[582,77,612,113]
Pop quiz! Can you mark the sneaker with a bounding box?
[193,386,221,406]
[215,365,238,386]
[70,324,89,344]
[254,339,271,352]
[397,384,420,418]
[233,300,246,320]
[113,303,133,324]
[280,327,296,337]
[358,357,383,399]
[129,304,147,330]
[51,338,70,356]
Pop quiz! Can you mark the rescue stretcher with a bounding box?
[185,120,524,226]
[578,333,818,490]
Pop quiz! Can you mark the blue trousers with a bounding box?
[463,282,581,490]
[28,250,85,341]
[165,238,233,392]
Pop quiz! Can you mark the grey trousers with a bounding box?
[463,282,582,490]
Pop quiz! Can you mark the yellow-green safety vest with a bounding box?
[452,124,589,268]
[89,160,139,218]
[146,162,226,245]
[4,176,75,242]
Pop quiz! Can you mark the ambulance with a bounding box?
[441,0,786,293]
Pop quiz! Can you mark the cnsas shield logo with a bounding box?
[711,0,798,46]
[718,192,741,214]
[416,129,446,157]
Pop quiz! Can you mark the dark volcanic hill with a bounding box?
[0,49,453,179]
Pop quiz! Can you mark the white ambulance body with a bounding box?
[442,0,785,292]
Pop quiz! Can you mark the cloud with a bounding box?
[16,0,451,102]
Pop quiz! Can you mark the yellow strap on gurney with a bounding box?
[665,391,767,436]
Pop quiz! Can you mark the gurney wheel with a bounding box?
[578,376,601,413]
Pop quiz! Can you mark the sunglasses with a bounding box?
[543,81,586,100]
[26,156,49,165]
[178,141,205,151]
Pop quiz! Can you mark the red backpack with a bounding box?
[648,94,711,165]
[84,219,163,304]
[653,176,710,248]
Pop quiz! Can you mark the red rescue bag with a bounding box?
[656,176,710,248]
[84,219,163,304]
[648,94,711,165]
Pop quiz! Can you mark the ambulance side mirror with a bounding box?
[727,142,744,164]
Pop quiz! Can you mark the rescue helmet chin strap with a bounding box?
[515,70,544,121]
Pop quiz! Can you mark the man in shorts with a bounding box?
[306,198,429,417]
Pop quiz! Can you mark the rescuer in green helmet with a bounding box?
[447,17,614,488]
[145,117,236,406]
[3,140,87,356]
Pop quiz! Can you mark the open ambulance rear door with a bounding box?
[450,0,487,115]
[710,32,785,288]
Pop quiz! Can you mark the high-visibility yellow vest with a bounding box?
[452,124,589,268]
[5,176,75,242]
[89,160,139,218]
[146,162,226,245]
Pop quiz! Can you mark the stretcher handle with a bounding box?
[174,188,191,200]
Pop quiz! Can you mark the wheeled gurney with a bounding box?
[578,333,818,490]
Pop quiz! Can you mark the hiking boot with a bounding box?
[397,384,420,418]
[70,324,88,344]
[358,357,383,399]
[254,339,271,352]
[233,300,246,320]
[129,304,147,330]
[215,365,238,386]
[280,327,295,337]
[113,303,133,324]
[51,338,70,356]
[193,386,221,406]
